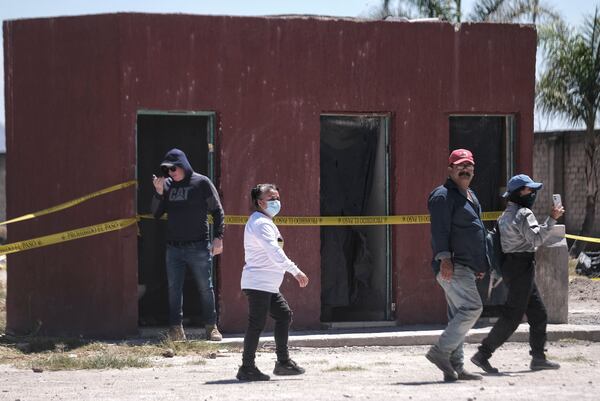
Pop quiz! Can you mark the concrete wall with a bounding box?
[533,130,600,238]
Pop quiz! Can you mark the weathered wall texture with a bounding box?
[533,130,600,238]
[4,14,536,336]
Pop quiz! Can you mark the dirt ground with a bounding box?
[568,277,600,325]
[0,341,599,400]
[0,270,599,400]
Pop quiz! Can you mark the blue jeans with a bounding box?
[166,241,216,326]
[435,263,483,366]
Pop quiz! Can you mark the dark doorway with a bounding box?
[136,111,215,327]
[320,114,391,322]
[449,115,515,313]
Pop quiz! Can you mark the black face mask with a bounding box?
[508,190,537,208]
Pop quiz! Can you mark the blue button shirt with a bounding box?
[428,178,489,274]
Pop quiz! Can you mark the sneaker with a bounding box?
[530,357,560,371]
[205,325,223,341]
[167,325,186,342]
[273,359,306,376]
[470,351,499,374]
[236,365,270,381]
[426,346,457,380]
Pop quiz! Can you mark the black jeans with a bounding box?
[478,253,548,359]
[242,289,292,367]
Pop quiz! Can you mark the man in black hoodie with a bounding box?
[152,148,225,341]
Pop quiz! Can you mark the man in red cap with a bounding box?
[426,148,488,382]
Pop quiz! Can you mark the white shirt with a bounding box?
[241,211,301,293]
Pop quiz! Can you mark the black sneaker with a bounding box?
[273,359,305,376]
[470,352,499,374]
[236,365,270,381]
[530,357,560,371]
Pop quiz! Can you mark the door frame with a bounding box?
[320,112,393,320]
[135,109,217,325]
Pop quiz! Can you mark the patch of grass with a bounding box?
[371,361,391,366]
[558,338,582,344]
[324,364,366,372]
[158,338,240,356]
[552,354,592,364]
[185,358,207,366]
[0,344,22,365]
[568,258,578,277]
[28,353,151,371]
[0,336,241,371]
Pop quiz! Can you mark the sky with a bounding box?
[0,0,598,151]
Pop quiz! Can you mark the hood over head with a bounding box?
[161,148,194,178]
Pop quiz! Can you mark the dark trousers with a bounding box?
[242,289,292,367]
[479,253,548,359]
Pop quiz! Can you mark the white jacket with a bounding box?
[241,211,301,293]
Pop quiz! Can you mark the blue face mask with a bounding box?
[264,200,281,217]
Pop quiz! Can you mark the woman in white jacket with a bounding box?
[236,184,309,382]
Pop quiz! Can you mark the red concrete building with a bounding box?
[3,13,536,337]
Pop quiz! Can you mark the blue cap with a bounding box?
[503,174,543,197]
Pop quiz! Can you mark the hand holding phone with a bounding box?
[152,174,165,195]
[552,194,562,208]
[551,194,564,220]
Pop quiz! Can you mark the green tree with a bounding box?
[469,0,559,24]
[379,0,458,22]
[537,9,600,255]
[374,0,558,24]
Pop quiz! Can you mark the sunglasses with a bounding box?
[161,166,177,173]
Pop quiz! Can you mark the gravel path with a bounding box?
[1,272,599,400]
[1,341,599,401]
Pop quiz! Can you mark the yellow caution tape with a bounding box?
[141,211,503,225]
[0,180,137,226]
[0,217,138,256]
[481,211,503,221]
[565,234,600,244]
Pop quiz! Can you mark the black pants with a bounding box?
[242,289,292,367]
[478,252,548,359]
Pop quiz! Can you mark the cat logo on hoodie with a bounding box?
[169,187,191,201]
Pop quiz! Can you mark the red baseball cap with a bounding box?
[449,149,475,165]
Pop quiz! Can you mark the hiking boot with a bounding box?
[236,365,270,381]
[273,359,306,376]
[530,357,560,371]
[426,346,457,380]
[470,351,499,374]
[455,369,483,381]
[167,325,186,342]
[447,363,483,381]
[205,324,223,341]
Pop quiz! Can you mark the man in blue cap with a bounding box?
[471,174,565,373]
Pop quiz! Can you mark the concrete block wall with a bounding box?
[533,130,600,238]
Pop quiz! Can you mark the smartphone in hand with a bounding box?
[552,194,562,208]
